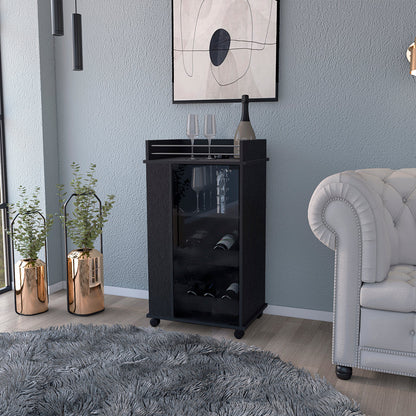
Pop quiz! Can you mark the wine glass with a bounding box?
[191,167,205,213]
[187,114,199,160]
[204,114,216,159]
[201,166,210,211]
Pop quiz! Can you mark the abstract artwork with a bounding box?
[172,0,279,103]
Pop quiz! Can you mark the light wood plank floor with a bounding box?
[0,290,415,416]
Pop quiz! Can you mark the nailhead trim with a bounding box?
[358,347,416,377]
[361,346,416,357]
[322,196,362,367]
[358,365,416,378]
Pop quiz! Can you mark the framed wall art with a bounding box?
[172,0,280,103]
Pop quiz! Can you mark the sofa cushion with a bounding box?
[360,308,416,353]
[360,264,416,313]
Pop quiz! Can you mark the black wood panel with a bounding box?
[240,140,266,162]
[240,161,267,326]
[146,163,173,318]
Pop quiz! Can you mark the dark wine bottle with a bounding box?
[221,283,239,300]
[203,282,216,298]
[185,229,208,247]
[186,281,204,296]
[213,231,238,250]
[233,95,256,158]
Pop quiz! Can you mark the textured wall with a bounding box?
[52,0,416,311]
[0,0,63,285]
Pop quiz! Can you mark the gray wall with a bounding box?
[0,0,63,285]
[3,0,416,311]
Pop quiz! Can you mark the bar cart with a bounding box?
[144,139,267,339]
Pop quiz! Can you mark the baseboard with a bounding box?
[102,286,332,322]
[264,305,333,322]
[104,285,149,299]
[48,281,65,294]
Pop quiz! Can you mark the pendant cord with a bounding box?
[75,0,78,13]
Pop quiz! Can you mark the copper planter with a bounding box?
[15,259,48,315]
[67,248,104,315]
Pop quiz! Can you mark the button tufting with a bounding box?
[403,197,407,203]
[410,330,415,336]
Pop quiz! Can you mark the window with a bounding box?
[0,47,11,293]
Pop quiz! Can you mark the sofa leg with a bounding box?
[336,365,352,380]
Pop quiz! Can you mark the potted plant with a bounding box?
[58,163,115,315]
[8,186,53,315]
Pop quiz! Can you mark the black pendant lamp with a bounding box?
[72,0,83,71]
[51,0,64,36]
[51,0,84,71]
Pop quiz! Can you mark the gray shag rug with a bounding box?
[0,324,363,416]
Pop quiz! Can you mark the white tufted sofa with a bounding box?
[308,168,416,379]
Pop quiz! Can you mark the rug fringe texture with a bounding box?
[0,324,364,415]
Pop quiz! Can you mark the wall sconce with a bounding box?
[406,38,416,76]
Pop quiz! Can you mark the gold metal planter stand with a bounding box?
[11,212,49,316]
[64,193,105,316]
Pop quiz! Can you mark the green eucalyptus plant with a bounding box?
[8,186,54,261]
[58,162,115,251]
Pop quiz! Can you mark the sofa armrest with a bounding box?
[308,172,391,284]
[308,171,392,366]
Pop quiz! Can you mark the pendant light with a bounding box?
[51,0,64,36]
[72,0,83,71]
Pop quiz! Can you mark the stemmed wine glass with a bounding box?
[187,114,199,160]
[191,167,206,213]
[204,114,216,159]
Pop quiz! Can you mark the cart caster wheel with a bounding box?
[150,318,160,327]
[257,312,263,319]
[234,329,245,339]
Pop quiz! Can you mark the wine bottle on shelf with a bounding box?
[186,280,208,296]
[221,283,239,300]
[203,282,216,298]
[186,283,201,296]
[185,229,208,247]
[213,231,238,250]
[233,94,256,158]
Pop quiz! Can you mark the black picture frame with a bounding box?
[172,0,280,104]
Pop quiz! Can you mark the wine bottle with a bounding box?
[186,283,201,296]
[221,283,239,300]
[214,231,238,250]
[186,281,206,296]
[203,282,216,298]
[185,229,208,247]
[233,94,256,158]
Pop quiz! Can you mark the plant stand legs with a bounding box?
[336,365,352,380]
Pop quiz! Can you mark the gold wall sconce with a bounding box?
[406,39,416,76]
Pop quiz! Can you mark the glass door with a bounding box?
[172,164,239,326]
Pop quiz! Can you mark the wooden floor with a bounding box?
[0,291,415,416]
